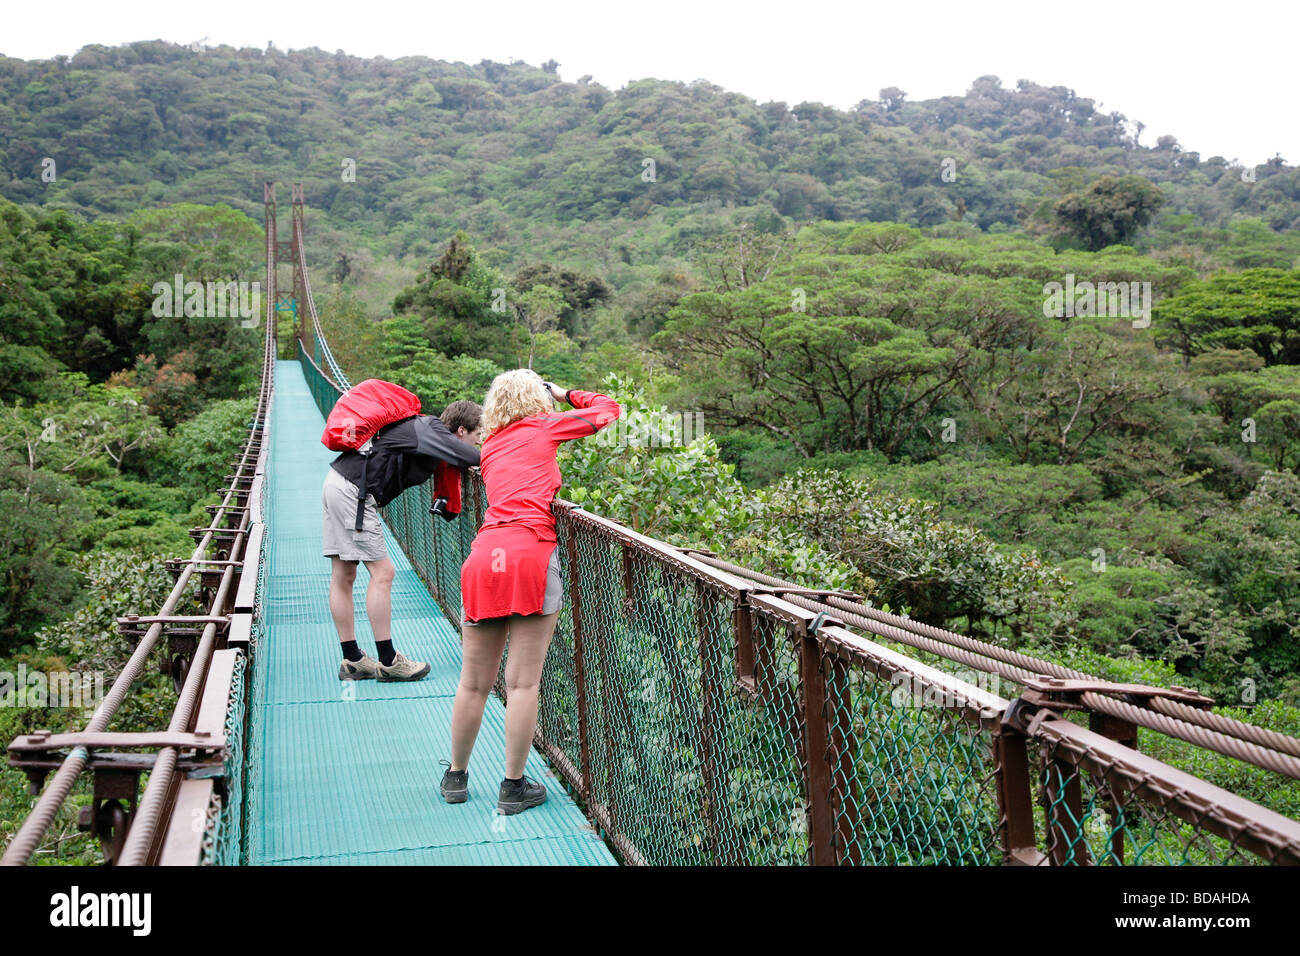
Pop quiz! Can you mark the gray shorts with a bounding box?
[461,546,563,627]
[322,466,389,563]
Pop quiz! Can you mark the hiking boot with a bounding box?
[439,759,468,804]
[376,651,431,682]
[498,774,547,815]
[338,654,379,680]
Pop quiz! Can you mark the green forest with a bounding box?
[2,41,1300,859]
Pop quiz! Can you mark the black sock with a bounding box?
[375,640,396,666]
[341,641,364,662]
[504,775,522,784]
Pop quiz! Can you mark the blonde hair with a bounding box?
[482,369,552,438]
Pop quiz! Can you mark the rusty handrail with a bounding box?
[680,548,1300,775]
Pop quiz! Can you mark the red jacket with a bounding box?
[477,390,622,539]
[461,390,621,620]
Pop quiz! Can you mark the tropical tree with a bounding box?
[1053,175,1166,250]
[1153,268,1300,365]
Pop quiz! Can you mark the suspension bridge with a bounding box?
[5,183,1300,867]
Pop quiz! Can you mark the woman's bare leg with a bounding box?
[449,620,509,771]
[502,612,558,779]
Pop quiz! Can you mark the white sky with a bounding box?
[3,0,1295,166]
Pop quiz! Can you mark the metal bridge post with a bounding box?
[429,509,444,603]
[733,595,757,697]
[1089,712,1137,864]
[820,646,861,866]
[1042,742,1091,865]
[994,700,1045,865]
[291,183,308,356]
[798,622,837,865]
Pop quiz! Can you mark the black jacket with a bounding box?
[331,415,480,509]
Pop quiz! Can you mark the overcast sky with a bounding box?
[4,0,1295,166]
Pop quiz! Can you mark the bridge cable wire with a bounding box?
[680,551,1300,774]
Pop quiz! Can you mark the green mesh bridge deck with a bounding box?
[244,359,616,865]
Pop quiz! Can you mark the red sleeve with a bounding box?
[434,461,463,516]
[540,391,622,443]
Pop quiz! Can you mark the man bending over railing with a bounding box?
[323,400,483,680]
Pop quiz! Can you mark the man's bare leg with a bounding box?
[362,556,395,644]
[329,556,359,645]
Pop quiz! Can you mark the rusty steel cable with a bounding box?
[1078,692,1300,780]
[682,550,1089,680]
[1030,717,1300,864]
[293,214,347,388]
[1147,696,1300,759]
[683,549,1300,770]
[823,594,1087,680]
[1,466,260,865]
[3,576,196,865]
[780,590,1042,687]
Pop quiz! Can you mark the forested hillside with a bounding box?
[3,41,1299,304]
[3,41,1300,856]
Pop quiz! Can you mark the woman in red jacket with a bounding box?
[440,370,620,815]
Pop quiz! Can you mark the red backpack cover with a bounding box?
[322,379,421,451]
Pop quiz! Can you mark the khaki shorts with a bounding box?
[322,466,388,563]
[461,546,563,627]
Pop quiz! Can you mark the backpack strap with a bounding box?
[353,451,370,532]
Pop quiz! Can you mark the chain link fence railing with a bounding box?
[201,652,247,865]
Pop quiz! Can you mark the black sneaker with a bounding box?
[497,774,547,815]
[439,759,468,804]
